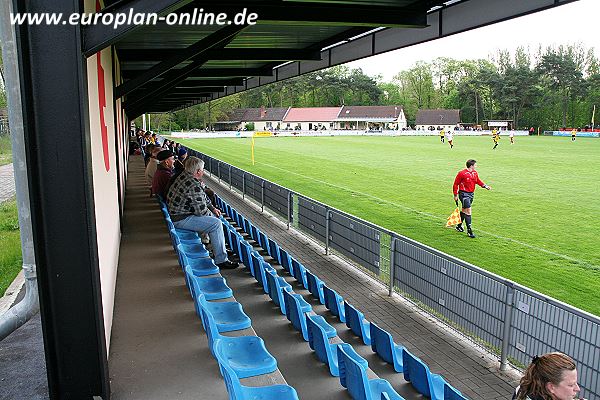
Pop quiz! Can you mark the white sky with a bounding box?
[346,0,600,80]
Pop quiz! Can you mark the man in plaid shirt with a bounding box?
[167,156,238,269]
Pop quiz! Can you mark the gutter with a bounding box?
[0,0,40,340]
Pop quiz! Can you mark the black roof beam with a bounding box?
[176,2,427,27]
[83,0,193,56]
[115,24,246,99]
[118,48,322,62]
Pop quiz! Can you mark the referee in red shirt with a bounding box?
[453,159,492,238]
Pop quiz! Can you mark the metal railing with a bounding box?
[184,147,600,400]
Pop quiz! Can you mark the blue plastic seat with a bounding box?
[178,243,210,259]
[344,302,372,345]
[337,345,405,400]
[249,251,263,278]
[242,218,252,235]
[444,382,467,400]
[217,351,299,400]
[402,349,446,400]
[239,241,253,268]
[323,285,346,323]
[195,294,251,333]
[188,270,233,301]
[185,256,220,277]
[256,260,275,294]
[306,315,366,377]
[370,322,404,372]
[290,258,308,289]
[250,224,260,243]
[200,307,277,379]
[278,248,292,274]
[170,229,199,241]
[258,231,268,249]
[265,269,293,314]
[283,290,335,342]
[267,238,281,264]
[305,270,325,304]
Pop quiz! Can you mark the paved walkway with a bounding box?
[0,163,16,204]
[204,173,522,400]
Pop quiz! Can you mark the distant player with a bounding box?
[571,129,577,141]
[509,131,515,145]
[453,159,492,238]
[492,129,500,150]
[440,129,445,143]
[446,130,454,148]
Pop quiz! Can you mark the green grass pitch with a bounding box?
[178,135,600,316]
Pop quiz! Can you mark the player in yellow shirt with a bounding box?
[571,129,577,141]
[492,129,500,150]
[440,129,445,143]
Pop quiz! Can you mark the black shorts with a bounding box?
[458,191,474,208]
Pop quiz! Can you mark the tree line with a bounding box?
[149,44,598,133]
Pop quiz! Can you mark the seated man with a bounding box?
[167,156,238,269]
[174,147,188,176]
[152,150,175,199]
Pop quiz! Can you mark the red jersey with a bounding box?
[453,169,486,194]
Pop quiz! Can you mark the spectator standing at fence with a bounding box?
[513,353,581,400]
[152,150,175,199]
[452,159,491,238]
[167,156,238,269]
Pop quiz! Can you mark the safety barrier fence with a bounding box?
[183,146,599,400]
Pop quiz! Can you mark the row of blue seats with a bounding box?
[157,198,300,400]
[215,196,467,400]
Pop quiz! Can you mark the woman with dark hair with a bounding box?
[514,353,582,400]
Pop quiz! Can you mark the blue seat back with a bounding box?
[267,238,281,263]
[249,251,262,277]
[217,354,243,399]
[199,306,221,357]
[258,231,268,249]
[242,218,251,235]
[282,290,303,332]
[265,269,279,302]
[370,322,395,364]
[402,349,431,397]
[444,383,467,400]
[290,258,306,286]
[250,224,260,242]
[323,286,343,317]
[345,302,365,337]
[240,241,252,267]
[338,345,371,400]
[306,314,333,364]
[279,248,292,273]
[305,271,321,300]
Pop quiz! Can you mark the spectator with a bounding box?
[145,146,161,188]
[174,148,188,175]
[167,157,238,269]
[513,353,580,400]
[144,144,155,166]
[152,150,175,199]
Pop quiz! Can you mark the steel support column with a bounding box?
[12,0,110,398]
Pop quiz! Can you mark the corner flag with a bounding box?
[446,202,462,227]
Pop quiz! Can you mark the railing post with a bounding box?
[389,237,396,296]
[229,165,232,190]
[242,173,246,199]
[218,162,221,183]
[209,160,212,177]
[500,283,515,371]
[261,181,265,212]
[325,209,331,255]
[287,192,292,229]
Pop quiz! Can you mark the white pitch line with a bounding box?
[198,142,599,271]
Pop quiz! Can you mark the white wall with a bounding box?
[85,0,122,349]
